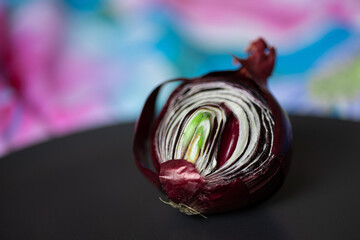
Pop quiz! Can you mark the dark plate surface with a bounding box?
[1,116,360,240]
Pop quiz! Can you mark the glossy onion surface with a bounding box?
[133,38,292,215]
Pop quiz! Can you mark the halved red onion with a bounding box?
[133,38,292,215]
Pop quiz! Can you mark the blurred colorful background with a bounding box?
[1,0,360,157]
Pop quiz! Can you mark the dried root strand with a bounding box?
[159,197,207,219]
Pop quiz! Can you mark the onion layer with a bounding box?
[133,38,292,215]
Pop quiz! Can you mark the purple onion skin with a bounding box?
[133,38,292,215]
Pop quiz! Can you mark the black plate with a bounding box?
[1,116,359,240]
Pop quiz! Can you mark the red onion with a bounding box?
[133,38,292,216]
